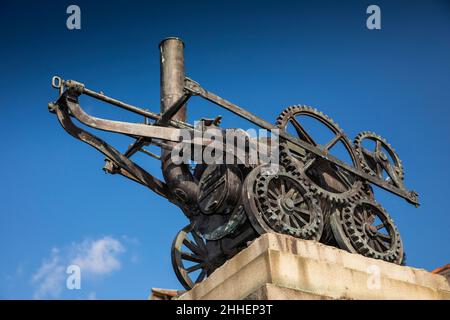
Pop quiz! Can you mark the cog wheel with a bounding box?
[242,164,323,240]
[330,199,404,264]
[354,131,404,185]
[276,105,365,204]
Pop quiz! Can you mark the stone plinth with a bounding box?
[177,233,450,300]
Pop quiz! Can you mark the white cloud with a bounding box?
[31,236,127,299]
[71,236,125,275]
[31,248,65,299]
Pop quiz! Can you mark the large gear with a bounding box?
[276,105,366,204]
[354,131,404,185]
[242,164,323,240]
[330,199,404,264]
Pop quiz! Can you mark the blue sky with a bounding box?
[0,0,449,299]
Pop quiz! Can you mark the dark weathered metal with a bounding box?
[124,137,148,158]
[330,199,404,264]
[139,147,161,160]
[64,92,183,141]
[171,224,210,290]
[354,132,405,188]
[185,78,419,206]
[160,38,187,122]
[51,96,170,199]
[242,164,324,240]
[48,37,419,290]
[276,106,366,204]
[159,38,199,212]
[158,93,192,125]
[51,76,192,129]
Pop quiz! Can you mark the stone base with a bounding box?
[177,233,450,300]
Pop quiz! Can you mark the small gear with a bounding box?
[331,199,404,264]
[276,105,365,205]
[242,164,323,240]
[354,131,404,184]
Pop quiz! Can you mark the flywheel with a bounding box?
[277,105,364,204]
[276,105,366,205]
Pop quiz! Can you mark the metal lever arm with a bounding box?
[61,91,184,142]
[51,94,171,200]
[51,76,192,130]
[184,77,420,206]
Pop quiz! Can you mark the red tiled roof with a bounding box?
[432,264,450,274]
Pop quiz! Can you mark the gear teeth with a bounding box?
[276,105,365,206]
[333,199,403,265]
[275,105,405,265]
[354,131,405,181]
[253,168,323,241]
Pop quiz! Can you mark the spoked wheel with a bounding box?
[171,224,212,290]
[354,131,404,187]
[277,106,365,204]
[330,199,404,264]
[242,164,323,240]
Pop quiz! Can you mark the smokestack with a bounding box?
[159,37,197,212]
[159,37,186,121]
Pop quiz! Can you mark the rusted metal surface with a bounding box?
[48,37,420,290]
[159,38,199,215]
[51,96,170,199]
[63,92,183,142]
[51,76,192,129]
[185,78,419,206]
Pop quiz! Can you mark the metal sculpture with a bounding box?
[48,38,419,289]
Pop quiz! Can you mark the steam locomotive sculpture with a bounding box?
[48,38,419,290]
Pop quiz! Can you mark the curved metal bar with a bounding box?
[64,93,183,142]
[61,91,272,166]
[54,98,171,200]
